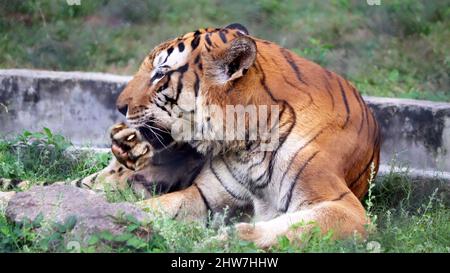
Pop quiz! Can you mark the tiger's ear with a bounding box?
[203,36,257,84]
[225,23,249,35]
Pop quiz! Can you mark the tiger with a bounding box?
[0,23,381,248]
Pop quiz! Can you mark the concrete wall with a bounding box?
[1,69,449,172]
[0,69,130,147]
[368,97,450,172]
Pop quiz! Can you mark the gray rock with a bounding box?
[5,184,150,247]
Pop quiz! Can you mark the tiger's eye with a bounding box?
[154,71,164,79]
[151,71,165,82]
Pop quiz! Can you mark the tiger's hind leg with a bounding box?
[232,158,373,248]
[235,191,367,248]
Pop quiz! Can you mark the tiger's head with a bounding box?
[117,24,277,155]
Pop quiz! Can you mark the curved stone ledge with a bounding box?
[1,69,449,173]
[366,96,450,172]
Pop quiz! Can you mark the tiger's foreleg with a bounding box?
[137,185,209,223]
[137,166,248,223]
[0,191,15,208]
[73,158,135,191]
[0,158,135,207]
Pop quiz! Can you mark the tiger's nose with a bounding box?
[117,104,128,116]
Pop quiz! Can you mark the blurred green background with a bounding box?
[0,0,449,101]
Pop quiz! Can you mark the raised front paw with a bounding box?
[110,123,153,171]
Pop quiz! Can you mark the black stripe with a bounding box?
[331,191,351,202]
[81,174,97,189]
[255,60,280,103]
[92,173,99,182]
[175,77,184,100]
[172,203,183,219]
[324,68,333,77]
[157,81,169,93]
[193,71,200,97]
[253,60,297,190]
[176,63,189,73]
[75,178,83,188]
[349,132,380,188]
[366,102,373,138]
[156,104,172,116]
[163,46,174,63]
[173,63,190,102]
[280,48,308,86]
[267,54,314,108]
[150,72,164,83]
[257,51,268,62]
[225,85,234,94]
[280,151,319,212]
[191,36,201,50]
[210,160,248,201]
[276,126,327,194]
[194,54,201,64]
[248,151,268,169]
[281,72,313,106]
[194,184,212,212]
[177,42,185,52]
[251,170,269,188]
[352,85,366,134]
[205,33,212,46]
[219,31,227,43]
[337,78,350,128]
[154,96,165,107]
[163,94,177,106]
[373,110,380,141]
[255,106,295,190]
[222,157,246,187]
[322,70,335,110]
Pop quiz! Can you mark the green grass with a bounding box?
[0,0,449,101]
[0,129,449,253]
[0,128,110,184]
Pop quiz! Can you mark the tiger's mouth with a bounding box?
[138,121,174,150]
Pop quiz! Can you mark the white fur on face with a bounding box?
[147,43,199,131]
[151,46,191,85]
